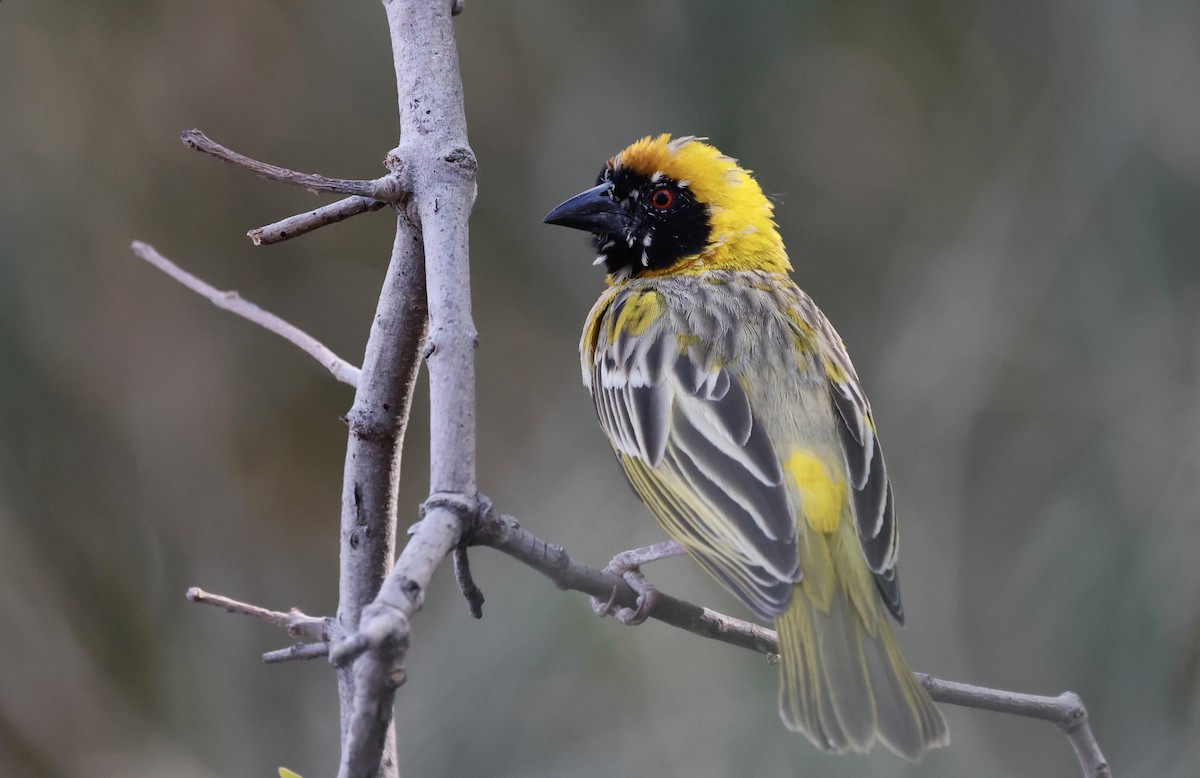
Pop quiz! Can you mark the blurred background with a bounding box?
[2,1,1198,776]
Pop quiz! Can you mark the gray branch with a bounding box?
[464,504,1110,778]
[330,501,463,778]
[180,129,403,201]
[264,642,331,664]
[131,241,361,387]
[330,200,428,773]
[918,676,1111,778]
[249,196,388,245]
[452,544,485,619]
[470,504,779,655]
[330,0,479,774]
[184,587,336,665]
[185,587,330,641]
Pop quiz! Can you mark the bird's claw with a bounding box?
[590,586,620,618]
[613,574,658,625]
[589,541,681,624]
[590,565,659,625]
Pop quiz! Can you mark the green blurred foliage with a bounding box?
[1,1,1198,776]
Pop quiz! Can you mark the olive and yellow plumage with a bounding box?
[546,134,948,759]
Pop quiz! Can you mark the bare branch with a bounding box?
[918,676,1111,778]
[249,196,388,245]
[332,0,478,773]
[186,587,330,642]
[264,642,331,664]
[343,646,406,778]
[330,206,428,769]
[131,241,362,387]
[332,502,463,778]
[452,546,485,619]
[180,129,404,201]
[470,504,779,656]
[467,505,1110,778]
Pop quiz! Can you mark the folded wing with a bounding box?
[587,288,801,620]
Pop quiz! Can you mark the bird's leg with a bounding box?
[590,540,684,625]
[606,540,686,571]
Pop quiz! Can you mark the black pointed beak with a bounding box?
[544,182,635,234]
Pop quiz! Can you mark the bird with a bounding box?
[543,134,949,760]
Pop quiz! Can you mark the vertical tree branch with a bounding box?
[333,207,428,768]
[333,2,477,777]
[391,4,479,502]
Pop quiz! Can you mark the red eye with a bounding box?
[650,187,674,209]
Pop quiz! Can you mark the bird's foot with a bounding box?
[589,540,683,625]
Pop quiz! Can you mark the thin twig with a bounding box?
[185,587,329,642]
[180,129,404,201]
[131,242,362,387]
[918,676,1111,778]
[264,642,331,664]
[453,546,485,619]
[248,196,388,245]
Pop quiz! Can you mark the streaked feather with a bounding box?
[581,268,944,758]
[810,301,902,622]
[585,282,803,618]
[570,135,945,761]
[583,273,901,616]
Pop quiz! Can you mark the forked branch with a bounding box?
[185,587,332,664]
[331,0,480,774]
[471,505,1110,777]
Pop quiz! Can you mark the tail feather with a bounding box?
[817,587,876,750]
[777,580,948,760]
[779,602,841,750]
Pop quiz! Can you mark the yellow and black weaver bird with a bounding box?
[544,134,949,760]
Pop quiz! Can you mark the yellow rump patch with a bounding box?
[785,450,847,534]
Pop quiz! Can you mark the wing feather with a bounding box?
[625,455,794,619]
[816,308,903,623]
[588,286,800,620]
[669,404,795,563]
[626,383,672,467]
[586,280,908,626]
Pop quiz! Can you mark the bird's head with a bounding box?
[545,134,789,281]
